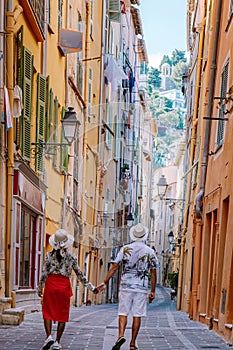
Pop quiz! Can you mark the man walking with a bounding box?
[98,223,158,350]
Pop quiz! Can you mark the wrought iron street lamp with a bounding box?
[61,107,79,144]
[157,174,168,199]
[157,175,184,205]
[127,212,134,227]
[31,107,79,154]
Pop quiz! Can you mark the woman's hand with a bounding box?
[95,282,106,294]
[37,288,43,298]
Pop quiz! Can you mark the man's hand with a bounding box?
[148,291,155,303]
[95,282,106,293]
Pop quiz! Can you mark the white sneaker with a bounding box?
[41,335,55,350]
[52,341,62,349]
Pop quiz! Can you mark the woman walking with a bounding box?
[38,229,98,350]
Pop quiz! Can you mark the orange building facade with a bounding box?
[181,0,233,344]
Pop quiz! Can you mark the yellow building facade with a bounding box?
[0,0,152,321]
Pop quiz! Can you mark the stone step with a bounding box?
[0,297,12,313]
[1,307,25,325]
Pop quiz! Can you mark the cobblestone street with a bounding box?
[0,286,230,349]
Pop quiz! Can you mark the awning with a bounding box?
[59,28,82,54]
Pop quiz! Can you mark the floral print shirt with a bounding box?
[114,242,158,293]
[38,249,95,295]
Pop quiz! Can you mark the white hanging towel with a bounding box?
[13,84,23,118]
[3,85,12,130]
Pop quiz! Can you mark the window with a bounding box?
[58,0,63,29]
[76,12,83,92]
[88,68,93,115]
[60,107,68,173]
[216,61,229,148]
[229,0,233,19]
[28,0,45,34]
[53,96,59,168]
[21,46,34,160]
[36,73,46,173]
[89,0,93,38]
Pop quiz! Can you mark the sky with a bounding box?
[139,1,187,68]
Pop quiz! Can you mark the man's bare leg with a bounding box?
[118,315,127,338]
[130,316,141,348]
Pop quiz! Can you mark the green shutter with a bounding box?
[45,76,50,143]
[60,107,68,173]
[47,88,54,143]
[16,26,24,147]
[53,97,59,168]
[21,46,33,160]
[109,0,121,23]
[35,73,46,172]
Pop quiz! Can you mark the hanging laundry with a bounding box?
[13,85,23,118]
[104,54,128,99]
[3,86,12,130]
[120,1,127,14]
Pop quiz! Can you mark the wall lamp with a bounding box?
[126,212,134,227]
[157,174,184,205]
[168,231,182,253]
[31,107,79,155]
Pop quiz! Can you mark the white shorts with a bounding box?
[118,290,147,317]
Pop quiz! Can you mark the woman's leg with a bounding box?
[44,318,52,337]
[56,322,66,343]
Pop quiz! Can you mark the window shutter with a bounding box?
[58,0,63,29]
[16,26,24,147]
[21,46,33,160]
[47,88,54,143]
[88,68,93,115]
[53,97,59,168]
[105,102,113,149]
[45,76,50,143]
[36,73,46,173]
[114,114,121,160]
[60,107,68,173]
[217,61,229,147]
[109,0,121,23]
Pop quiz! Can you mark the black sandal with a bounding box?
[112,337,126,350]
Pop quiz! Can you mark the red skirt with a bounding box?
[42,274,73,322]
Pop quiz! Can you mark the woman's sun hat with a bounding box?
[49,229,74,250]
[129,223,149,242]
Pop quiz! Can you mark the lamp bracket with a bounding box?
[31,142,69,157]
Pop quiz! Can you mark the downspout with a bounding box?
[94,0,106,300]
[5,1,14,297]
[196,0,223,217]
[0,0,5,296]
[80,0,91,301]
[177,16,206,310]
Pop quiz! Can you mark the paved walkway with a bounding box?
[0,286,231,349]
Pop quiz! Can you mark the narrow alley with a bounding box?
[0,286,230,350]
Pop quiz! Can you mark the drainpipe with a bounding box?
[177,16,206,310]
[0,0,5,296]
[196,0,223,218]
[5,1,14,298]
[94,0,106,301]
[79,0,91,300]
